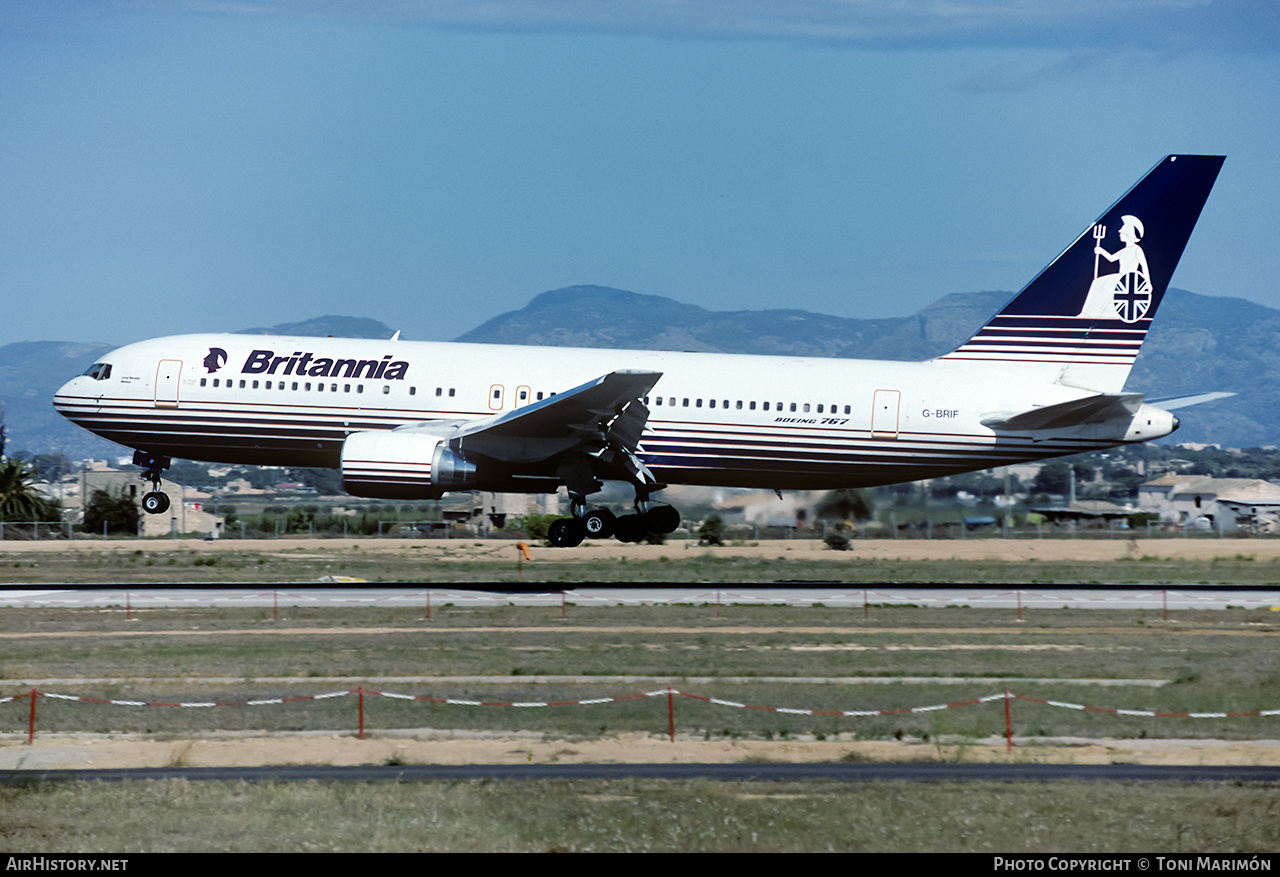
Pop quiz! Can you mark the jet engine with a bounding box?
[341,429,482,498]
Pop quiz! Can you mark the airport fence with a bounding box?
[5,686,1279,749]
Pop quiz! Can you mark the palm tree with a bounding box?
[0,457,58,522]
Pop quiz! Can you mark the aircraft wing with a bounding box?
[397,369,662,465]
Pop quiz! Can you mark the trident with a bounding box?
[1092,224,1106,280]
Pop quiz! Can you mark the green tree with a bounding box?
[816,488,874,521]
[289,467,344,495]
[83,489,141,536]
[1031,461,1072,495]
[516,513,558,541]
[0,458,59,522]
[698,513,725,546]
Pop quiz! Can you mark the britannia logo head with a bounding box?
[203,348,228,373]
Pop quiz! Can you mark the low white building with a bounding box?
[1215,481,1280,534]
[1137,474,1280,531]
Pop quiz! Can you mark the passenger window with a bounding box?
[383,385,390,394]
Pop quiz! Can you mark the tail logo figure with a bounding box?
[1080,214,1151,323]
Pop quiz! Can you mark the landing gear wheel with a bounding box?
[613,514,647,544]
[583,509,616,539]
[547,517,586,548]
[142,491,171,515]
[643,505,681,535]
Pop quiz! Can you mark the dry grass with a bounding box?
[2,778,1277,852]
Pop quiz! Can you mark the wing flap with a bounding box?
[446,369,662,464]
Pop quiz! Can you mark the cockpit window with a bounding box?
[82,363,112,381]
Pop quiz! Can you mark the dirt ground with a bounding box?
[4,535,1279,564]
[4,731,1280,771]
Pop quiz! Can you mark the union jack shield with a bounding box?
[1111,271,1152,323]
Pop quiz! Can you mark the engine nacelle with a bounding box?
[1123,403,1178,443]
[431,444,478,488]
[341,430,483,498]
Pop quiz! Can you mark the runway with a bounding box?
[3,584,1279,610]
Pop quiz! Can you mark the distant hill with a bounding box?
[235,315,397,339]
[0,341,116,459]
[0,289,1269,457]
[1127,289,1280,447]
[455,285,1010,360]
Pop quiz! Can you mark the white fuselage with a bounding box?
[53,332,1166,493]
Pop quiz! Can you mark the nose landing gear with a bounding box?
[133,451,172,515]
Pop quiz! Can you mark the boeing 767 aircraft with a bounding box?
[55,155,1225,546]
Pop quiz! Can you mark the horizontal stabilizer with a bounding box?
[982,393,1144,432]
[1146,391,1235,411]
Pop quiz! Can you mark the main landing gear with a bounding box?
[133,451,172,515]
[546,489,683,548]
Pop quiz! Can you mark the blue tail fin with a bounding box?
[941,155,1224,392]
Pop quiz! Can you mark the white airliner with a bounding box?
[55,155,1225,547]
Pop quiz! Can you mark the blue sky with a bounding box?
[2,1,1278,347]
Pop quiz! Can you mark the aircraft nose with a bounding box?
[53,376,87,417]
